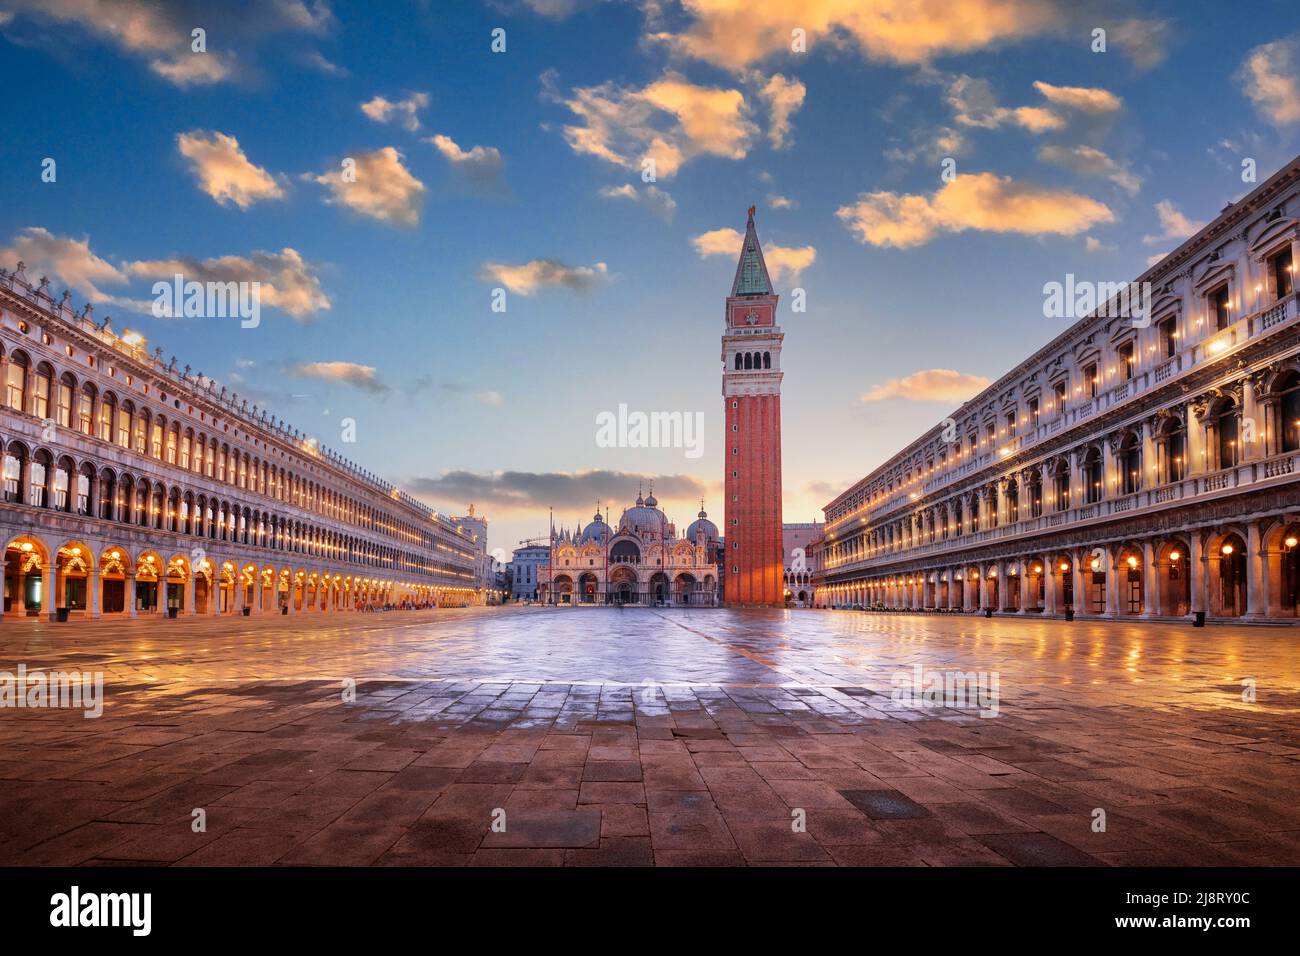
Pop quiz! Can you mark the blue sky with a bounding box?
[2,0,1299,553]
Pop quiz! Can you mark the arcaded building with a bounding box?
[0,263,481,620]
[539,491,719,606]
[817,155,1300,622]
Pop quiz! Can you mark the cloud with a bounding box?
[408,468,711,513]
[0,228,331,322]
[1142,200,1205,245]
[426,134,506,193]
[1031,80,1122,115]
[758,73,806,148]
[883,125,969,165]
[286,361,388,394]
[1036,144,1140,195]
[125,248,330,321]
[307,147,425,226]
[360,92,430,131]
[1108,18,1172,70]
[691,228,816,283]
[766,194,796,209]
[947,75,1063,132]
[598,183,677,221]
[0,226,129,304]
[300,50,348,76]
[1084,236,1115,254]
[861,368,991,403]
[836,172,1114,249]
[546,70,757,178]
[647,0,1067,70]
[1146,252,1169,268]
[177,130,284,209]
[477,259,609,295]
[1236,36,1300,127]
[0,0,332,87]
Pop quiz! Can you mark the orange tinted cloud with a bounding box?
[837,172,1114,248]
[862,368,992,402]
[650,0,1065,69]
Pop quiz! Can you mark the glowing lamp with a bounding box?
[1221,544,1234,555]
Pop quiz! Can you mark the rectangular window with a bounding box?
[1272,247,1294,299]
[1160,317,1177,357]
[77,392,93,435]
[165,429,177,464]
[150,422,163,459]
[1118,341,1134,380]
[1005,411,1016,438]
[33,371,50,418]
[57,382,72,427]
[4,365,22,411]
[1210,285,1231,330]
[1053,381,1067,414]
[1029,398,1039,427]
[98,404,112,442]
[1084,363,1098,398]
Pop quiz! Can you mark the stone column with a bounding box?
[89,567,101,620]
[1104,550,1121,617]
[1070,554,1085,615]
[1189,534,1206,616]
[1245,521,1266,620]
[1242,374,1262,461]
[1187,400,1209,475]
[185,571,196,617]
[1019,563,1033,613]
[1045,564,1059,616]
[1140,540,1158,617]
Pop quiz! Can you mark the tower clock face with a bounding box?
[730,303,773,327]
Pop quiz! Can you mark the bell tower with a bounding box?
[722,206,784,606]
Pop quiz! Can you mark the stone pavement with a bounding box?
[1,606,1299,866]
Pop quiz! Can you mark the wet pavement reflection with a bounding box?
[1,607,1297,866]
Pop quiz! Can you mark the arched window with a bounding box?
[763,352,771,369]
[4,351,28,411]
[744,353,753,370]
[3,444,24,502]
[117,400,134,448]
[33,362,53,419]
[99,469,116,520]
[1119,432,1141,494]
[30,450,52,508]
[98,392,115,442]
[734,354,742,370]
[1084,447,1103,503]
[1278,371,1300,453]
[1053,458,1070,511]
[1163,415,1186,483]
[56,373,75,428]
[77,383,95,435]
[76,463,93,515]
[1217,406,1240,469]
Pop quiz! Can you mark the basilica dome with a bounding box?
[620,490,667,532]
[686,506,718,542]
[579,511,611,543]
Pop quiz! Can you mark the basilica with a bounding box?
[539,490,719,606]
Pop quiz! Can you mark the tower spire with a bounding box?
[731,204,773,296]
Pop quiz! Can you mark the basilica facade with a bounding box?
[539,491,719,606]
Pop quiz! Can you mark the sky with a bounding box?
[2,0,1299,556]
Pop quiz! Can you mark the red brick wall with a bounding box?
[724,393,784,605]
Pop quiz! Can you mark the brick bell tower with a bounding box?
[722,205,784,606]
